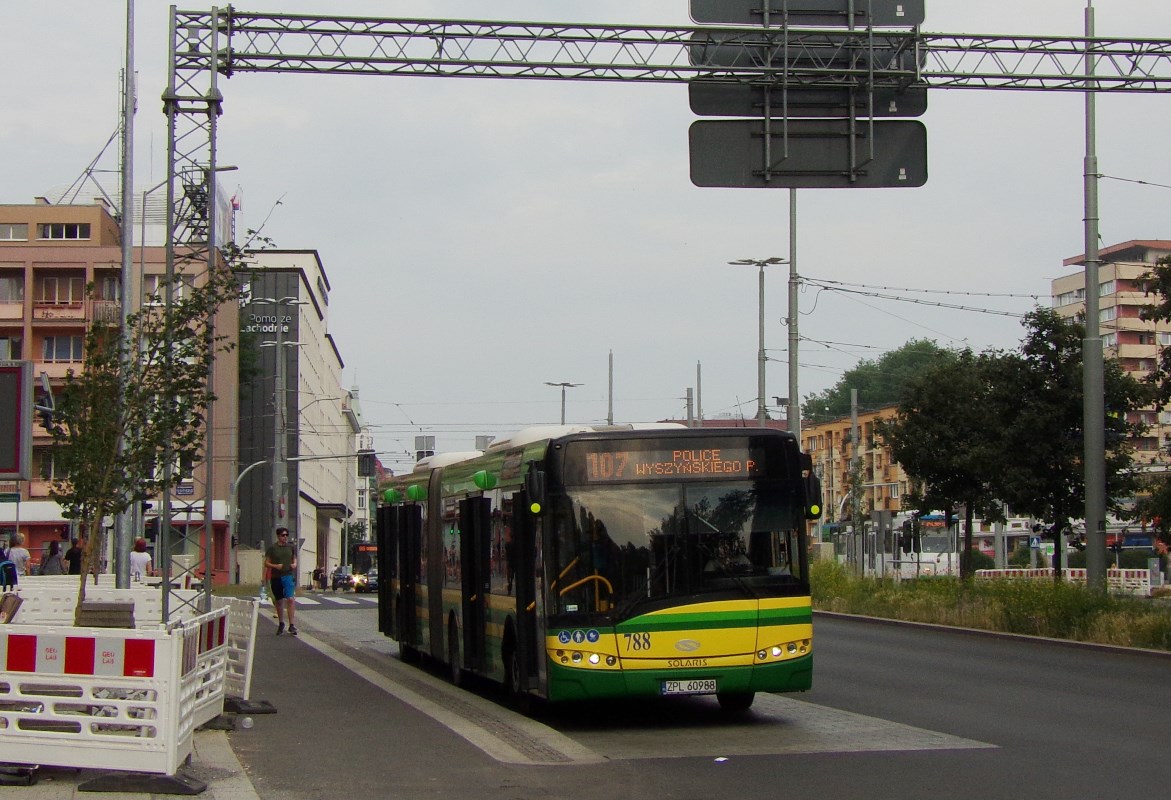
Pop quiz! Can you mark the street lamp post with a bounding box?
[256,297,305,547]
[545,382,582,425]
[728,257,787,425]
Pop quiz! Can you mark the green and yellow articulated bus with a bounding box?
[376,424,822,712]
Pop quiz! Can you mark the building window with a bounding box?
[1159,332,1171,347]
[1099,280,1116,297]
[1101,333,1117,349]
[38,222,91,240]
[1099,306,1116,323]
[143,274,194,305]
[42,335,84,363]
[96,275,121,302]
[890,483,900,499]
[0,223,28,241]
[38,275,85,304]
[0,272,23,302]
[38,449,58,481]
[357,489,367,511]
[0,336,21,359]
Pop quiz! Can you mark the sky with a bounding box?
[4,1,1171,472]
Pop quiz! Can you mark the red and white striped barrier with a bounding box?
[0,606,231,776]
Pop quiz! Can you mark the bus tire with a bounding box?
[448,621,463,687]
[716,691,755,712]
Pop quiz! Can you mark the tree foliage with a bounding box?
[43,256,241,614]
[882,308,1146,578]
[985,308,1146,542]
[878,350,1002,578]
[803,339,959,424]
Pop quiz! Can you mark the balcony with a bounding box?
[0,301,22,320]
[32,302,85,322]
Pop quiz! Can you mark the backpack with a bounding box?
[0,560,16,590]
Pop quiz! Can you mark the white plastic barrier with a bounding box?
[975,567,1153,597]
[0,607,228,775]
[11,583,204,628]
[213,596,259,700]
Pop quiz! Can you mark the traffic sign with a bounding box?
[689,118,926,188]
[1029,536,1041,550]
[689,82,927,118]
[690,0,925,28]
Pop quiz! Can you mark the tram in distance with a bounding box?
[375,424,822,712]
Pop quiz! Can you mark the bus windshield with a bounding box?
[549,480,806,623]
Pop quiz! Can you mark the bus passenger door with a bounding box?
[512,490,539,690]
[399,504,422,649]
[375,505,396,638]
[459,497,492,673]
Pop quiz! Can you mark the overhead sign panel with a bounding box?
[0,360,32,481]
[687,30,924,74]
[689,118,927,188]
[690,0,925,28]
[689,82,927,118]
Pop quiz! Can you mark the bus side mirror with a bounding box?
[800,453,822,520]
[525,464,546,516]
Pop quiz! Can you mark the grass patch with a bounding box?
[810,559,1171,651]
[212,582,262,598]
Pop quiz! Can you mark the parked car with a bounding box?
[331,565,354,591]
[353,569,378,594]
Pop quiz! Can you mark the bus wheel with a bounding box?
[448,623,463,687]
[504,644,531,713]
[716,691,755,712]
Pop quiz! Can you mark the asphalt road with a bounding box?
[230,598,1170,800]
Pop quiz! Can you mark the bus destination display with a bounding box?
[578,446,764,483]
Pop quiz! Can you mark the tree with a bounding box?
[983,308,1146,578]
[803,339,958,424]
[44,257,240,620]
[878,350,1003,578]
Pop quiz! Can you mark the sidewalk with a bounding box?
[3,727,260,799]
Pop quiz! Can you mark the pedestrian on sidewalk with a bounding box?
[264,527,298,636]
[64,537,84,575]
[41,540,67,575]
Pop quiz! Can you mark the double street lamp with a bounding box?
[728,257,787,425]
[545,381,582,425]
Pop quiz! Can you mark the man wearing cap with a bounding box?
[264,527,298,635]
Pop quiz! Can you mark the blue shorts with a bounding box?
[270,573,296,600]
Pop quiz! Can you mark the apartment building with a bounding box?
[801,404,908,534]
[1054,239,1171,465]
[0,197,239,577]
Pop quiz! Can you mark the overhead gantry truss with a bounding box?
[180,10,1171,91]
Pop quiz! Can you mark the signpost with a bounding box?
[686,1,927,190]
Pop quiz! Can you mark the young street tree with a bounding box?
[878,349,1003,579]
[43,259,240,620]
[983,308,1146,577]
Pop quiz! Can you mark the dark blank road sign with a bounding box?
[0,360,32,480]
[689,118,927,188]
[689,82,927,118]
[690,0,925,27]
[687,30,924,74]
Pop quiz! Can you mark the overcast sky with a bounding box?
[4,2,1170,471]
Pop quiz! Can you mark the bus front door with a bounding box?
[459,497,492,674]
[399,504,422,650]
[375,505,396,638]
